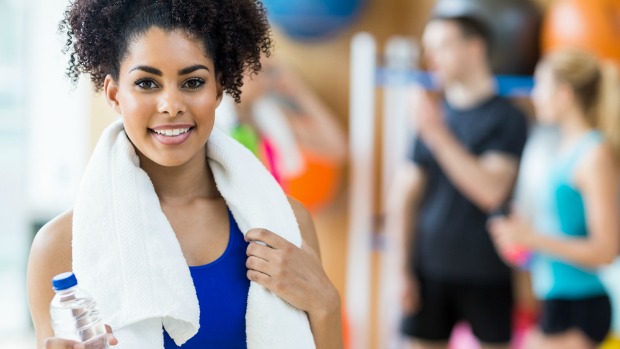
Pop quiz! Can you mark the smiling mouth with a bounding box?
[150,127,193,136]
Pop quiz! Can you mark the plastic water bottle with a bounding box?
[50,272,109,348]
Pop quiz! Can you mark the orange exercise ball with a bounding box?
[542,0,620,66]
[284,149,341,212]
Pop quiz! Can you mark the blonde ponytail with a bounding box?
[544,49,620,163]
[596,62,620,163]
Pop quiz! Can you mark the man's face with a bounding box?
[422,20,473,84]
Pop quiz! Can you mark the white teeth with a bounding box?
[153,127,191,136]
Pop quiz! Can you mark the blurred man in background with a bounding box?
[386,15,528,349]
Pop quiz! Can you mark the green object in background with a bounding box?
[231,123,260,157]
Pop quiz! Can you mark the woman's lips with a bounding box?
[150,126,194,146]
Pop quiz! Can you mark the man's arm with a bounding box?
[385,162,427,274]
[384,162,427,314]
[414,93,521,212]
[430,133,519,212]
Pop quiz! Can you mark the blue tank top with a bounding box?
[164,210,250,348]
[531,131,608,300]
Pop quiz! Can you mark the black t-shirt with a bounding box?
[409,95,528,282]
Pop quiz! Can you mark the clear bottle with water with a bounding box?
[50,272,109,349]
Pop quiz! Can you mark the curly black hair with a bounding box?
[59,0,272,103]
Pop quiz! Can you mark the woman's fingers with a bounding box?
[43,325,117,349]
[245,228,288,249]
[105,324,118,345]
[246,255,272,275]
[43,338,84,349]
[246,239,274,261]
[247,269,272,287]
[244,227,338,314]
[488,218,511,249]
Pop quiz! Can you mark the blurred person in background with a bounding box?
[489,49,620,349]
[385,15,528,349]
[215,55,347,206]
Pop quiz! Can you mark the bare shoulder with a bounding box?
[584,142,617,167]
[287,197,321,258]
[578,142,619,185]
[29,209,74,267]
[27,209,74,345]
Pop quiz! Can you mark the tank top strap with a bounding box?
[557,131,603,181]
[165,208,250,349]
[227,208,244,246]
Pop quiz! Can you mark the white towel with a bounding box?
[72,119,315,348]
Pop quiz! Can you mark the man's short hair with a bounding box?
[433,15,493,56]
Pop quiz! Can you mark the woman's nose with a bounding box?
[158,88,186,117]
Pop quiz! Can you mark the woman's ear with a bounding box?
[103,75,121,115]
[215,74,224,108]
[556,81,576,108]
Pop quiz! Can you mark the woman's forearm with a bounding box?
[529,233,616,268]
[308,290,345,349]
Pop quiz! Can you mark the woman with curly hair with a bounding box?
[26,1,344,348]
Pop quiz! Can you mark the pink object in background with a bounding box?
[260,137,281,185]
[449,323,480,349]
[502,245,532,267]
[449,309,538,349]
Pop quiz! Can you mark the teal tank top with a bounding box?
[531,130,608,300]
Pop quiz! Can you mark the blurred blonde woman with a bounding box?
[489,49,620,349]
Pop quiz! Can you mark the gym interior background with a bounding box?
[1,0,619,348]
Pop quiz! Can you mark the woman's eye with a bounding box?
[135,79,158,90]
[183,78,204,89]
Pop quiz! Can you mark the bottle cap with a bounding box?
[52,272,78,291]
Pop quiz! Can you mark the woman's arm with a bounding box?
[489,144,620,268]
[289,198,343,349]
[244,198,344,349]
[27,210,118,349]
[27,210,74,348]
[535,144,619,267]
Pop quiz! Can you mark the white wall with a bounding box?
[26,0,90,218]
[0,0,90,345]
[0,0,31,341]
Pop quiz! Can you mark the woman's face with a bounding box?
[105,27,222,167]
[531,63,564,125]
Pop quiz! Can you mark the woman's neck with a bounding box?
[559,108,594,146]
[138,148,220,206]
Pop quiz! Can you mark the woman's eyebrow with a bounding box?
[127,65,209,76]
[129,65,162,76]
[179,64,210,75]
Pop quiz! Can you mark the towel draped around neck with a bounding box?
[72,119,315,348]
